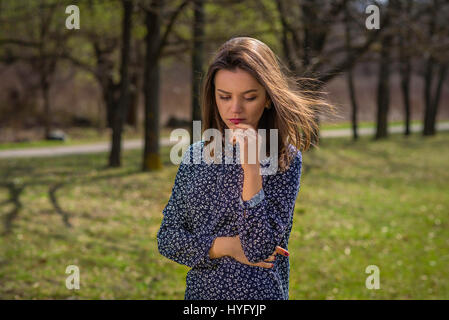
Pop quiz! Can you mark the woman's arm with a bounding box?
[241,159,263,201]
[232,123,302,264]
[209,236,287,268]
[232,123,264,202]
[157,144,220,269]
[208,236,233,259]
[238,149,302,264]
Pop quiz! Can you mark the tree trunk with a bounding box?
[104,80,119,129]
[398,0,412,136]
[109,0,132,167]
[424,63,448,136]
[41,73,51,139]
[190,0,205,144]
[422,0,441,137]
[347,68,359,140]
[399,53,411,136]
[375,32,393,140]
[275,0,296,72]
[433,64,448,121]
[344,2,359,141]
[126,72,140,129]
[142,0,162,171]
[423,56,435,136]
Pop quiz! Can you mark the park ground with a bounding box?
[0,129,448,299]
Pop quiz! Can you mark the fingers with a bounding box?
[230,131,255,144]
[234,125,257,140]
[274,246,289,257]
[234,122,255,130]
[227,131,258,165]
[228,130,249,147]
[229,124,257,139]
[264,254,276,262]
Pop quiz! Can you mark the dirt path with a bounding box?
[1,122,448,159]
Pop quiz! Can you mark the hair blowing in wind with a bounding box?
[201,36,337,171]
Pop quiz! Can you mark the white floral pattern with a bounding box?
[157,141,302,300]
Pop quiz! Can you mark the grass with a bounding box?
[0,130,448,299]
[320,119,449,130]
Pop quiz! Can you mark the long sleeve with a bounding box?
[236,149,302,263]
[157,144,220,269]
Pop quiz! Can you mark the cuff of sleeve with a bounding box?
[192,235,220,269]
[239,188,265,209]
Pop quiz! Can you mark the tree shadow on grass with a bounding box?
[1,182,24,236]
[48,183,72,228]
[0,161,142,236]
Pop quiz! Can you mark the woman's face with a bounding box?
[214,68,269,130]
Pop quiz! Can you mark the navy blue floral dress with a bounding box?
[157,140,302,300]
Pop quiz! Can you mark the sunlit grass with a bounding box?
[0,131,448,299]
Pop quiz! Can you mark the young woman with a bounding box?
[157,37,332,300]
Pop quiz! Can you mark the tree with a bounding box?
[397,0,414,136]
[274,0,391,145]
[109,0,133,167]
[375,0,397,140]
[141,0,190,171]
[422,0,449,136]
[190,0,204,144]
[344,0,359,140]
[0,0,71,139]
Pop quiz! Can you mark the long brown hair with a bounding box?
[201,36,335,172]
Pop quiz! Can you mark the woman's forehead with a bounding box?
[214,68,262,91]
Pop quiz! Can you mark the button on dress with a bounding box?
[157,140,303,300]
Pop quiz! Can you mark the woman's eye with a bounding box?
[218,96,256,101]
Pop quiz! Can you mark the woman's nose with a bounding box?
[230,98,243,113]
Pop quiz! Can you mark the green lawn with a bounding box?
[0,131,448,299]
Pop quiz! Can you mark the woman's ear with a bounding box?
[265,98,272,109]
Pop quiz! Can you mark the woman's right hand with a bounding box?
[209,235,289,269]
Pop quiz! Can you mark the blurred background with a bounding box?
[0,0,448,299]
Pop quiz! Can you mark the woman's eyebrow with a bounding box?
[217,89,258,94]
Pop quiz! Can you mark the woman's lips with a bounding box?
[229,119,245,124]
